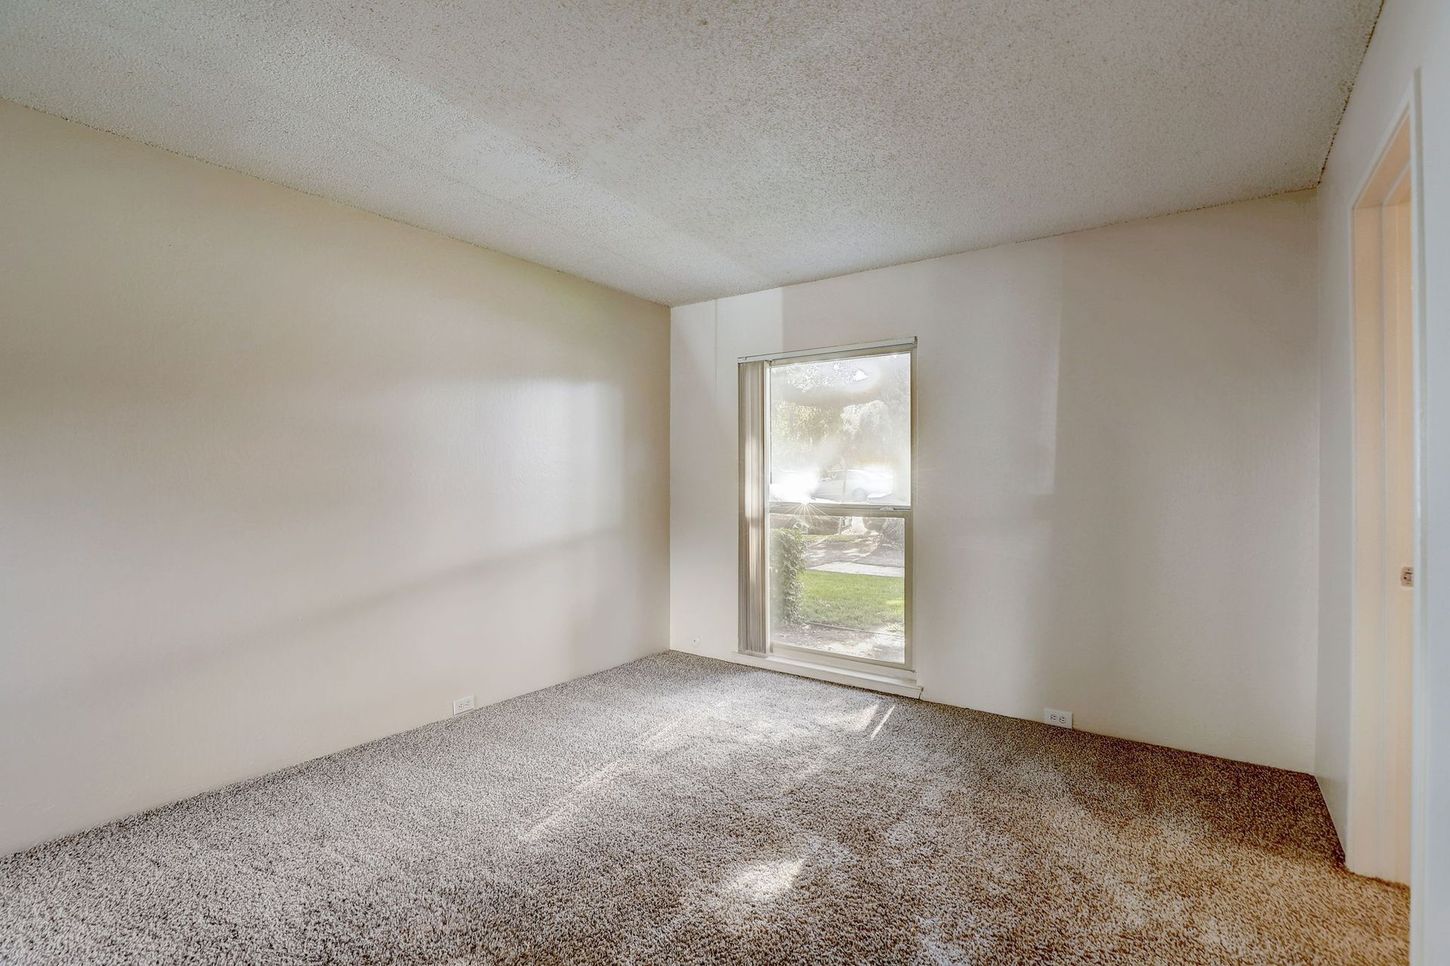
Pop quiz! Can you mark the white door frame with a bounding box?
[1345,74,1427,903]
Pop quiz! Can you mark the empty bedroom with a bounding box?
[1,0,1447,963]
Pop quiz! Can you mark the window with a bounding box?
[739,340,914,670]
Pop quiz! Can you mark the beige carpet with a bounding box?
[0,652,1408,964]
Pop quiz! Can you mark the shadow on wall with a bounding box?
[0,99,670,856]
[0,309,657,854]
[1,375,629,693]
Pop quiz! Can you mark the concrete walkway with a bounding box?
[811,561,902,577]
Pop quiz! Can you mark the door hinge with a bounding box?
[1400,566,1415,588]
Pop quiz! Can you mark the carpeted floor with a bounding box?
[0,652,1408,964]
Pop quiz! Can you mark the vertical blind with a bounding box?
[737,359,768,654]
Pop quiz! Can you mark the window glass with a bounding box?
[768,509,905,664]
[768,351,911,506]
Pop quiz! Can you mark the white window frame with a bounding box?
[738,338,916,673]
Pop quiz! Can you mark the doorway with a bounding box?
[1348,110,1418,884]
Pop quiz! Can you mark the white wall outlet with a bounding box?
[452,695,476,715]
[1044,708,1073,729]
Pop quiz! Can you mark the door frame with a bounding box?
[1345,76,1426,894]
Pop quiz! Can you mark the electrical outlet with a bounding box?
[452,695,475,715]
[1044,708,1073,729]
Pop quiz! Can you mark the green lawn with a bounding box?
[798,570,904,631]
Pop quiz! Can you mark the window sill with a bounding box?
[722,651,923,699]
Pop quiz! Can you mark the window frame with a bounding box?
[746,338,916,673]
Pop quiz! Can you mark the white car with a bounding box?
[809,467,897,504]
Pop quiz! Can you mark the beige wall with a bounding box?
[1313,0,1450,956]
[0,101,670,856]
[672,192,1320,773]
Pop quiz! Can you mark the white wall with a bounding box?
[672,192,1320,772]
[0,101,670,856]
[1313,0,1450,957]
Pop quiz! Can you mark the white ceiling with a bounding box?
[0,1,1378,306]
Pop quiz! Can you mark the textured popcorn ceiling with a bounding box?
[0,1,1378,305]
